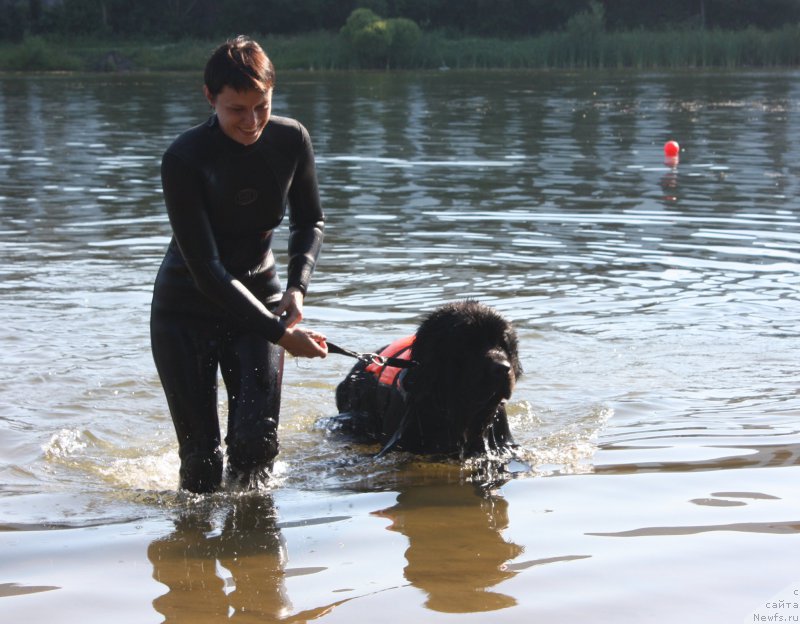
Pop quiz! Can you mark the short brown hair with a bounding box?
[204,36,275,96]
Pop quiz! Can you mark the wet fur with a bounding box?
[334,301,522,457]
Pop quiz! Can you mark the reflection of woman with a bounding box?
[150,36,327,494]
[148,496,348,621]
[148,496,289,620]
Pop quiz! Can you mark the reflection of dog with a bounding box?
[375,483,523,612]
[334,301,522,457]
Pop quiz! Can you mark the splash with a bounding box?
[35,400,612,505]
[96,450,180,492]
[43,428,91,460]
[43,427,181,495]
[509,402,613,476]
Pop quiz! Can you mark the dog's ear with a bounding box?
[406,310,464,418]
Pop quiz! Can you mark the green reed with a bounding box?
[423,25,800,70]
[1,26,798,72]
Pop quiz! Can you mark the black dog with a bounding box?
[334,301,522,457]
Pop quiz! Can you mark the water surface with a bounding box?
[1,69,799,623]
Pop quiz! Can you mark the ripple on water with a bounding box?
[0,75,798,607]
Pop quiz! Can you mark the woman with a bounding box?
[151,36,327,494]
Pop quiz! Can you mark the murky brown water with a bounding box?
[1,69,799,623]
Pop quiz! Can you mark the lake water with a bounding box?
[1,69,799,623]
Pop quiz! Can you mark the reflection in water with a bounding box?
[597,442,800,475]
[147,483,526,619]
[148,495,345,623]
[0,582,60,597]
[589,520,800,538]
[660,162,680,201]
[375,483,523,613]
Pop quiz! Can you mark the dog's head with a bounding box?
[404,301,522,453]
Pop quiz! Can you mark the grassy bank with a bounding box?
[1,25,799,72]
[0,33,345,72]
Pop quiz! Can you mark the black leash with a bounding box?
[326,341,418,369]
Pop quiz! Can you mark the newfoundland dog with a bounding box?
[333,301,522,458]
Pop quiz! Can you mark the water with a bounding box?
[1,69,799,623]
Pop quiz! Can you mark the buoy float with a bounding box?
[664,140,680,158]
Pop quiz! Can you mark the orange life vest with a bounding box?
[365,334,415,387]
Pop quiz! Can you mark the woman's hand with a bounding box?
[275,287,305,328]
[278,326,328,358]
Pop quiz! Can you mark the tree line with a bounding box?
[2,0,799,41]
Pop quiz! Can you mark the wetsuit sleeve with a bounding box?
[286,124,324,295]
[160,151,286,343]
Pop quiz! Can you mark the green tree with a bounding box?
[353,18,392,66]
[340,6,381,42]
[388,17,422,66]
[0,0,30,41]
[53,0,110,36]
[3,0,800,42]
[340,7,421,68]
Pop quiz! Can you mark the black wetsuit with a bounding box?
[150,114,324,493]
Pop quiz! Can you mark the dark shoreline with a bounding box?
[1,26,799,73]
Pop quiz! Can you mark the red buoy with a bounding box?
[664,140,680,158]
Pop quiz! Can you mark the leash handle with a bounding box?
[326,342,361,359]
[326,341,418,369]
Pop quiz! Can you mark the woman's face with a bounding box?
[204,85,272,146]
